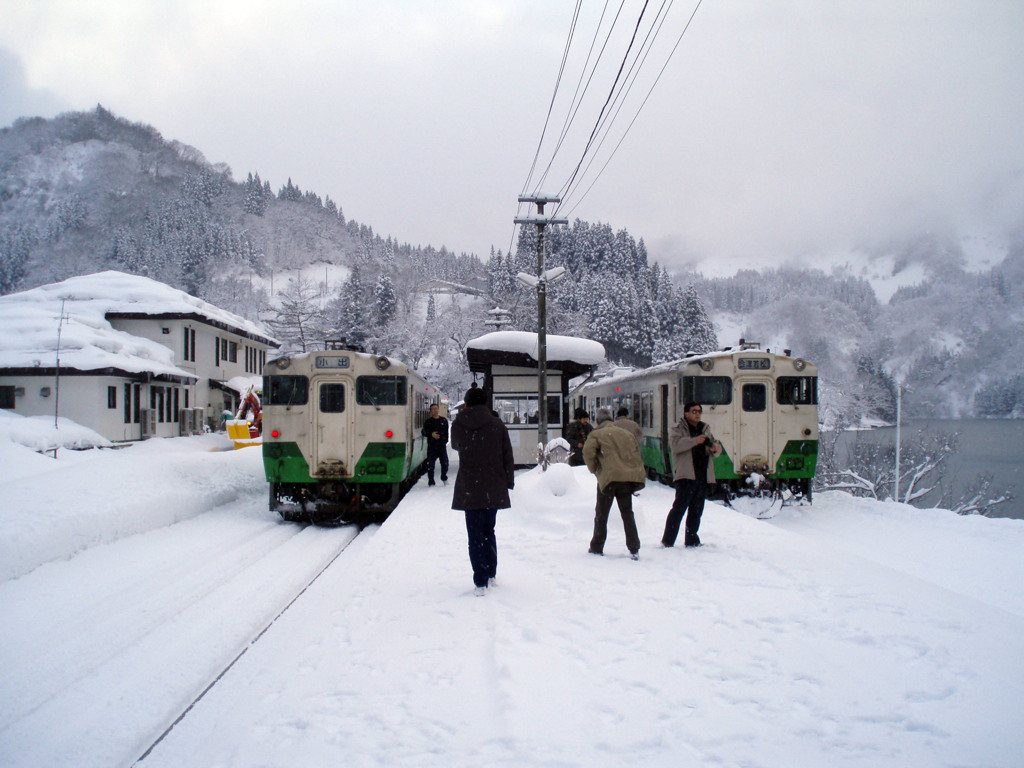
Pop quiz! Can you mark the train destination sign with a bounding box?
[737,358,771,370]
[315,356,351,369]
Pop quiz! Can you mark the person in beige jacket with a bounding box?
[614,406,644,445]
[662,402,721,548]
[583,407,647,559]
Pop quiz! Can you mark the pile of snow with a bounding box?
[467,331,606,365]
[0,410,111,455]
[0,271,275,376]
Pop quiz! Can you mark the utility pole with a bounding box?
[53,298,69,457]
[515,195,567,464]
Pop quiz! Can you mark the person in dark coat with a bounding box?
[451,386,515,595]
[421,403,449,486]
[662,402,721,548]
[564,408,592,466]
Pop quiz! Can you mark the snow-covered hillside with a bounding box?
[1,419,1022,767]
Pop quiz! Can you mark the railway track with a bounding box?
[0,497,367,768]
[133,520,364,766]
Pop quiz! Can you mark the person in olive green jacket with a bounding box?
[583,407,647,559]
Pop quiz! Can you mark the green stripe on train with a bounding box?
[639,438,817,480]
[263,440,419,485]
[711,439,818,480]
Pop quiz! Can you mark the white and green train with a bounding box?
[573,341,818,501]
[262,345,447,524]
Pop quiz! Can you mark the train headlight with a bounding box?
[699,358,714,371]
[793,358,806,371]
[385,430,394,438]
[375,356,391,371]
[274,356,291,370]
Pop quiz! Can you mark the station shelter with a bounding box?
[465,331,605,466]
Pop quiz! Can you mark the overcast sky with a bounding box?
[1,1,1022,276]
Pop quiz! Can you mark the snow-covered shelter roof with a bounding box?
[0,271,275,380]
[466,331,605,378]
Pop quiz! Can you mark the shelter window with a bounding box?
[494,394,560,426]
[265,375,309,406]
[107,386,117,409]
[356,376,408,406]
[681,376,733,405]
[0,385,14,409]
[776,376,817,405]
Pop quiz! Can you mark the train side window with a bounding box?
[264,375,309,406]
[776,376,818,405]
[356,376,408,406]
[681,376,733,405]
[742,383,767,412]
[320,383,346,413]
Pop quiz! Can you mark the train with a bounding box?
[572,341,818,503]
[261,343,447,524]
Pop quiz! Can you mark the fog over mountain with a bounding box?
[2,108,1022,421]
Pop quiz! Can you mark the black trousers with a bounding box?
[662,478,707,546]
[590,481,642,555]
[465,508,497,588]
[427,444,448,482]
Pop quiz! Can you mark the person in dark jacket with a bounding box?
[421,403,449,486]
[451,386,515,595]
[564,408,592,466]
[662,402,721,548]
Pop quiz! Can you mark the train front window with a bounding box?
[264,375,309,406]
[681,376,732,405]
[319,383,346,413]
[742,383,767,412]
[356,376,408,406]
[776,376,818,405]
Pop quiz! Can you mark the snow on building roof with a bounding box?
[0,271,274,379]
[466,331,605,366]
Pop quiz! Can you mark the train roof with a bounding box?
[584,345,815,389]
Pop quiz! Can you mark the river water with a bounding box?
[830,419,1023,519]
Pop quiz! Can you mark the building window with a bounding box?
[215,337,220,366]
[107,386,117,409]
[228,341,237,363]
[221,338,229,362]
[133,384,141,423]
[124,383,131,423]
[0,385,15,409]
[183,327,196,362]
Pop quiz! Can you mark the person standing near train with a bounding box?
[662,402,721,548]
[614,406,644,445]
[450,386,515,596]
[422,403,449,486]
[565,408,593,466]
[583,407,646,560]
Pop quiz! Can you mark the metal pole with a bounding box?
[516,196,565,467]
[894,384,902,502]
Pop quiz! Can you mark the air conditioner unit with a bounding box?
[179,408,190,436]
[191,407,204,434]
[141,409,157,437]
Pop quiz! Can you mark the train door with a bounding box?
[736,378,772,473]
[311,375,354,476]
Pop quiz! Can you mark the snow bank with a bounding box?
[0,433,264,581]
[467,331,605,365]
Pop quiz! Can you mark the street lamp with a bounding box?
[515,196,567,464]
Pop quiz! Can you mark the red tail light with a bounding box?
[271,429,280,438]
[385,430,394,438]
